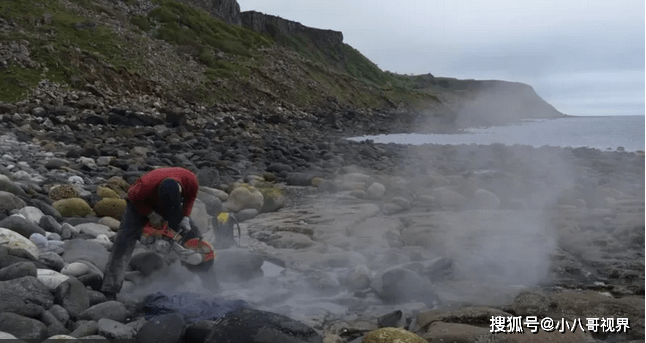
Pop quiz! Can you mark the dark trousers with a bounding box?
[101,202,203,294]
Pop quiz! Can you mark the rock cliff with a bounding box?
[241,11,344,60]
[175,0,241,25]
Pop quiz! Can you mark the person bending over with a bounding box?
[101,167,203,300]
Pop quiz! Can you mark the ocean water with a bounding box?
[350,115,645,152]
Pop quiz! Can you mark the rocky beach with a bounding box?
[0,0,643,342]
[0,79,642,343]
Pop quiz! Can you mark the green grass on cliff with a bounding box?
[0,0,443,110]
[147,0,271,60]
[0,0,139,102]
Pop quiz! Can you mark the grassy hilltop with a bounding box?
[0,0,563,126]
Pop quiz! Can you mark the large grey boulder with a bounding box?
[204,307,323,343]
[0,312,48,340]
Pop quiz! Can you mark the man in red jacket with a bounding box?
[101,167,204,300]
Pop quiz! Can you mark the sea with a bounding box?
[349,115,645,152]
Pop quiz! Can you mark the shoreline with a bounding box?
[0,124,643,341]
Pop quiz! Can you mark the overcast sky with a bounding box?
[237,0,644,116]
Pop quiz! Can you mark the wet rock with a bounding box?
[204,307,323,343]
[372,267,439,306]
[142,292,247,324]
[0,312,48,340]
[185,320,216,343]
[213,249,264,282]
[136,312,185,343]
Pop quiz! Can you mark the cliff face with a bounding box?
[175,0,241,25]
[241,11,344,59]
[431,79,565,128]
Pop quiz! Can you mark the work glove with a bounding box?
[179,216,191,236]
[147,211,165,228]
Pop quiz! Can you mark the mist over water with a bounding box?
[350,115,644,152]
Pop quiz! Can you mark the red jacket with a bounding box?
[127,167,199,217]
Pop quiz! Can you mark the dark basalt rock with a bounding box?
[204,307,323,343]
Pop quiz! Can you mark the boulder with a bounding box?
[212,249,264,282]
[97,216,121,231]
[96,186,119,199]
[54,277,90,320]
[79,301,129,323]
[200,186,229,202]
[0,312,48,340]
[93,198,126,220]
[203,307,322,343]
[48,184,80,201]
[286,172,314,186]
[0,261,37,281]
[435,188,468,210]
[61,239,109,271]
[197,190,223,217]
[471,188,501,210]
[52,198,93,217]
[0,276,55,309]
[38,252,65,272]
[75,222,115,239]
[372,267,439,306]
[18,206,45,224]
[363,327,425,343]
[136,312,185,343]
[260,186,286,213]
[367,182,386,200]
[227,185,263,212]
[39,215,62,234]
[0,191,26,213]
[98,318,135,340]
[37,269,70,291]
[0,227,40,256]
[0,215,47,238]
[0,178,28,197]
[69,320,98,338]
